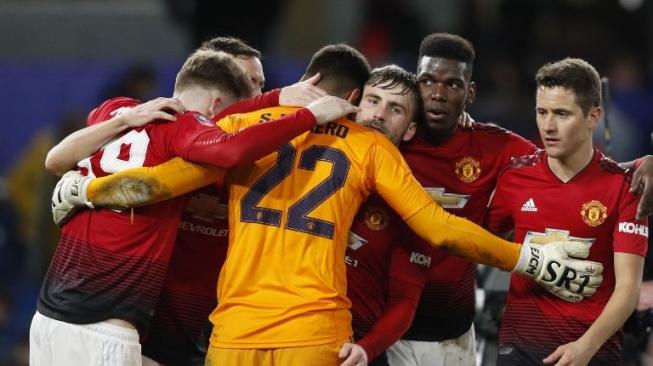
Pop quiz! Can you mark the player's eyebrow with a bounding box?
[363,93,381,101]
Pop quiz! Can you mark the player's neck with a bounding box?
[417,123,458,146]
[546,141,594,183]
[174,87,219,116]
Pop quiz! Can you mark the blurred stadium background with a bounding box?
[1,0,652,365]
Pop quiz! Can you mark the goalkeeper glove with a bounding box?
[51,170,93,227]
[514,241,603,302]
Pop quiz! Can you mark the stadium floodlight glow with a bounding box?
[619,0,643,11]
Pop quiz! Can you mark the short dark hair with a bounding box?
[366,65,422,121]
[304,44,371,96]
[200,36,262,59]
[535,58,601,115]
[175,50,254,99]
[418,33,475,79]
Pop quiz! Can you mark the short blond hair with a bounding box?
[174,49,254,99]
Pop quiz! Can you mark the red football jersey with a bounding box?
[142,184,229,365]
[346,195,431,341]
[123,89,282,362]
[399,124,535,341]
[38,98,223,336]
[486,149,648,364]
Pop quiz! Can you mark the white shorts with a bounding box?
[387,325,477,366]
[29,311,142,366]
[141,355,163,366]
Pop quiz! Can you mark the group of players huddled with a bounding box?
[30,33,653,366]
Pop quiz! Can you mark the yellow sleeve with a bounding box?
[85,107,301,208]
[216,113,245,133]
[369,137,520,271]
[86,158,223,208]
[404,203,520,271]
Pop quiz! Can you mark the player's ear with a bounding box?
[402,122,417,142]
[346,88,361,104]
[208,97,223,117]
[587,106,601,130]
[465,81,476,108]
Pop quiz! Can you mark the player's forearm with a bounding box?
[357,280,421,360]
[576,278,640,355]
[45,116,130,176]
[405,202,521,271]
[185,108,316,168]
[86,158,223,208]
[620,160,636,170]
[619,155,653,170]
[213,89,280,120]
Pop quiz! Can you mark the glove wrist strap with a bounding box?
[514,243,543,279]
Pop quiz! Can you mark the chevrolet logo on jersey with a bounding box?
[185,193,227,222]
[348,231,368,250]
[425,187,470,209]
[524,229,596,296]
[523,228,595,247]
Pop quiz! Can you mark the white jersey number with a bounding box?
[99,130,150,173]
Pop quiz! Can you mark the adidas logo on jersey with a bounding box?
[521,198,538,212]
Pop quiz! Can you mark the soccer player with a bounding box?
[388,33,653,366]
[53,44,604,366]
[200,36,266,95]
[387,33,535,366]
[46,37,329,365]
[343,65,432,366]
[30,50,357,366]
[139,37,325,366]
[485,58,647,365]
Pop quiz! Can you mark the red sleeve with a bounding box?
[388,233,431,286]
[177,108,316,169]
[357,276,423,361]
[212,89,281,121]
[87,97,142,126]
[613,184,649,256]
[504,132,537,163]
[484,174,515,235]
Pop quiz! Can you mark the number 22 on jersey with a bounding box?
[240,143,350,239]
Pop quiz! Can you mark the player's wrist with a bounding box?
[576,334,600,354]
[513,242,542,278]
[79,176,94,208]
[297,107,318,126]
[355,341,373,362]
[111,114,132,132]
[63,172,94,208]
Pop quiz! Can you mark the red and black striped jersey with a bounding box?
[399,124,535,341]
[486,149,647,364]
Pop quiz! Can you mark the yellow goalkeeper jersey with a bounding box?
[214,107,431,348]
[85,106,521,348]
